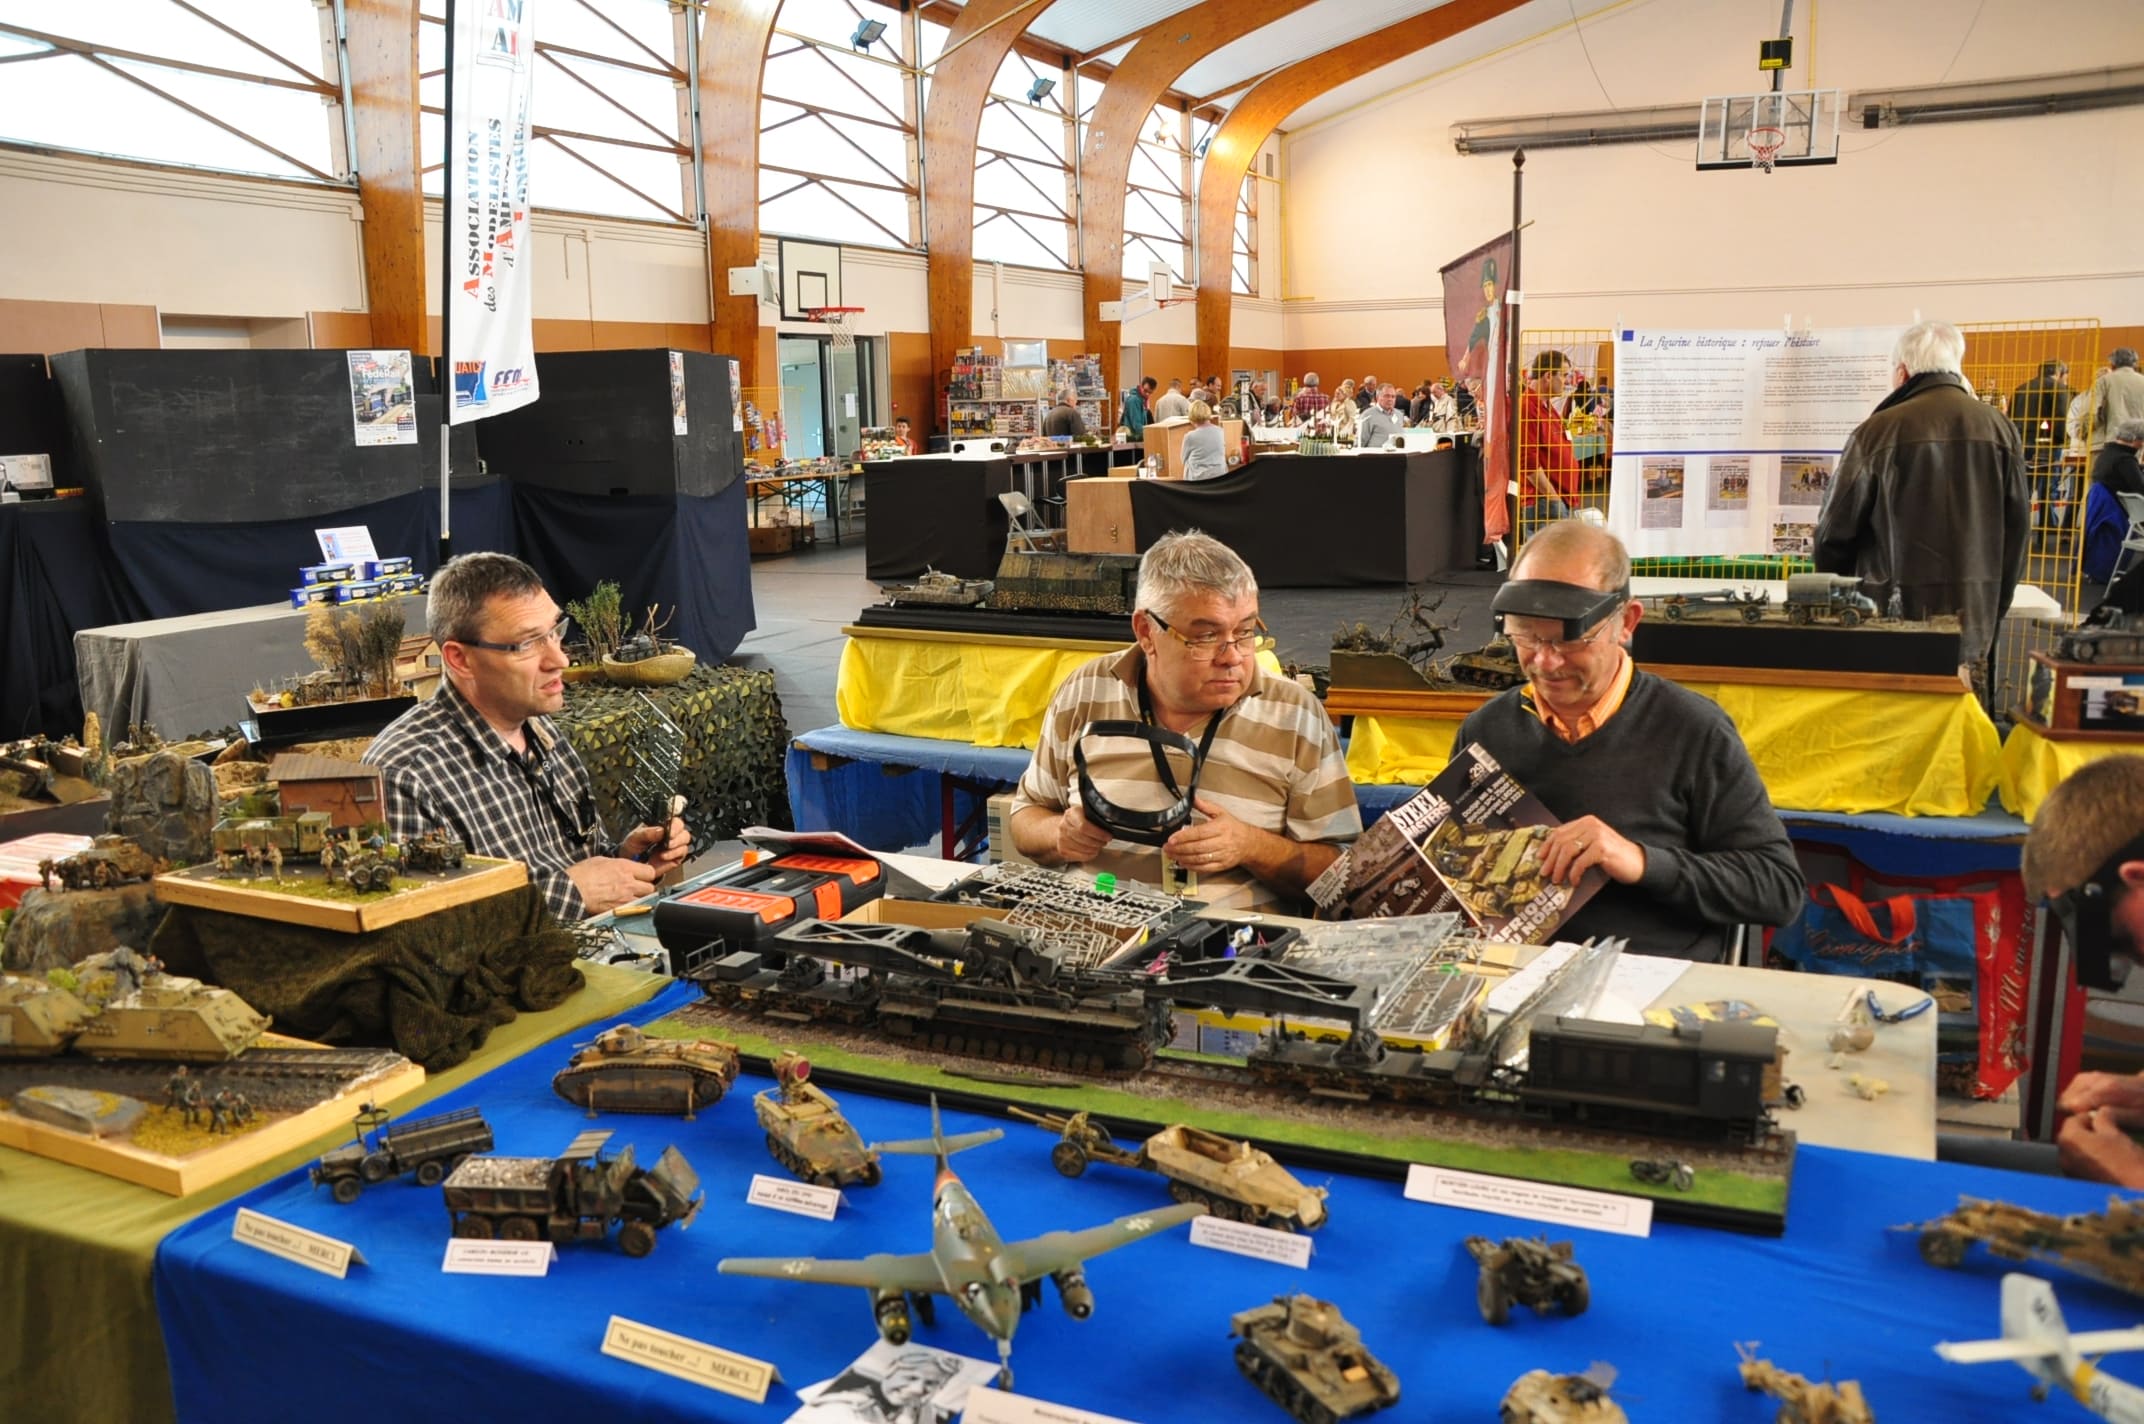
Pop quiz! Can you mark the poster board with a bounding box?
[1606,326,1899,559]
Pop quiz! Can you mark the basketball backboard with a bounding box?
[777,238,844,321]
[1696,88,1842,171]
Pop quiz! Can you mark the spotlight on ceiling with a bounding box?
[1027,76,1056,105]
[850,18,887,51]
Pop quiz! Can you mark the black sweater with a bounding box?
[1454,669,1805,961]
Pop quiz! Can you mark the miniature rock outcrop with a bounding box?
[1,884,165,974]
[107,749,217,866]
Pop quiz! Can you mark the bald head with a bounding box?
[1511,519,1629,593]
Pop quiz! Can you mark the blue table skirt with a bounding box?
[156,980,2140,1423]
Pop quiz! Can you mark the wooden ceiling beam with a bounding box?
[342,0,425,350]
[1194,0,1531,380]
[700,1,782,393]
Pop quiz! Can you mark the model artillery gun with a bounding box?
[1785,573,1879,627]
[311,1103,494,1203]
[1012,1107,1329,1233]
[1735,1344,1873,1424]
[1229,1293,1399,1423]
[551,1023,741,1118]
[1902,1195,2144,1297]
[1660,587,1769,622]
[1465,1236,1590,1325]
[442,1128,701,1257]
[753,1051,881,1188]
[50,834,167,890]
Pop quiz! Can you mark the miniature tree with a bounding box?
[566,581,625,663]
[304,603,408,695]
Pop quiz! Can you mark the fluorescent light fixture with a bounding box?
[850,18,887,51]
[1027,76,1055,104]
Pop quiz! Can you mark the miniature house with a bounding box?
[394,635,443,700]
[269,754,385,830]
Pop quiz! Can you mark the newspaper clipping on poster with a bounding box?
[345,350,417,447]
[1307,743,1604,945]
[669,352,688,435]
[446,0,540,422]
[1606,326,1899,558]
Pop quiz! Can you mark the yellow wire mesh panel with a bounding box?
[1509,330,1613,557]
[1961,320,2099,714]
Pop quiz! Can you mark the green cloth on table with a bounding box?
[0,960,664,1424]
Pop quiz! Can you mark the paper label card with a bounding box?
[1404,1165,1654,1238]
[601,1316,778,1403]
[1189,1214,1313,1269]
[960,1387,1141,1424]
[442,1238,557,1276]
[315,525,379,566]
[747,1173,842,1220]
[232,1208,365,1278]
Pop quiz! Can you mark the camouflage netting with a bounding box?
[148,886,584,1072]
[556,664,791,852]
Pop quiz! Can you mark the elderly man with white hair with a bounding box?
[1813,319,2029,680]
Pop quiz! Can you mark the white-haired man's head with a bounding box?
[1891,321,1966,385]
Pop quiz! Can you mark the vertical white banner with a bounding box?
[448,0,539,422]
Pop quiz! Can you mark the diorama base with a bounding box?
[653,1004,1794,1235]
[0,1033,421,1195]
[152,856,528,933]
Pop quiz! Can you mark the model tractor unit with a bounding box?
[211,811,333,860]
[1785,572,1879,626]
[312,1104,495,1203]
[1660,588,1767,622]
[399,829,467,873]
[442,1129,701,1257]
[1015,1108,1329,1232]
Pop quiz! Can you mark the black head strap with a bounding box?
[1491,579,1629,639]
[1072,713,1222,847]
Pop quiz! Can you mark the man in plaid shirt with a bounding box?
[1291,371,1330,422]
[366,553,688,920]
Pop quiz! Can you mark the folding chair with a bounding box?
[998,490,1066,553]
[2115,491,2144,582]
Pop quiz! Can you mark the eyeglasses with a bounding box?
[1147,611,1272,661]
[1503,608,1625,658]
[456,614,570,659]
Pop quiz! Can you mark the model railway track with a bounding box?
[0,1047,410,1112]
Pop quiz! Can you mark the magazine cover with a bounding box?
[1308,742,1605,943]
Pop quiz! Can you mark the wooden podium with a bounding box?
[1140,417,1246,479]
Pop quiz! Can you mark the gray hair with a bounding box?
[2115,417,2144,445]
[1300,372,1319,387]
[1512,519,1631,592]
[1892,320,1966,376]
[1136,529,1255,618]
[2115,348,2140,370]
[428,552,547,644]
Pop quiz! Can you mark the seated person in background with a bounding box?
[1179,401,1232,481]
[2023,755,2144,1187]
[1009,531,1361,910]
[1452,521,1803,960]
[1356,384,1404,448]
[1041,390,1086,440]
[893,415,918,454]
[366,553,689,920]
[2093,416,2144,500]
[1517,351,1580,520]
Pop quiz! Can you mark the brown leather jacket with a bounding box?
[1813,372,2030,664]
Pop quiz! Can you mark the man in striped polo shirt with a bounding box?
[1008,531,1361,910]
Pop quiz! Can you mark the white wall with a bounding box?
[1280,0,2144,350]
[424,202,710,324]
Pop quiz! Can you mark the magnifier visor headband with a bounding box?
[1072,719,1202,847]
[1491,579,1629,641]
[2050,832,2144,990]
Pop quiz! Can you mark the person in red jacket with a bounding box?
[1517,350,1579,522]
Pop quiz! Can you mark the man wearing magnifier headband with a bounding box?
[1007,531,1361,909]
[1452,521,1803,960]
[2022,756,2144,1187]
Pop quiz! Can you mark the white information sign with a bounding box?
[1404,1164,1654,1238]
[746,1172,842,1220]
[960,1386,1141,1424]
[600,1316,778,1403]
[445,0,540,421]
[1606,325,1900,559]
[1189,1214,1313,1268]
[442,1238,557,1276]
[231,1208,365,1278]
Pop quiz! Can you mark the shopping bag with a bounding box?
[1770,884,1979,980]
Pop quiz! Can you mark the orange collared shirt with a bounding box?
[1529,650,1636,744]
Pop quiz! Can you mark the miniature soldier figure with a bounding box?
[207,1089,229,1134]
[225,1089,254,1129]
[108,945,148,997]
[267,844,283,882]
[164,1065,193,1112]
[36,856,53,892]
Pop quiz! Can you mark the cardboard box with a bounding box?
[748,525,795,556]
[985,794,1036,867]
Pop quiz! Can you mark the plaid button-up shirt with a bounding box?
[365,678,614,921]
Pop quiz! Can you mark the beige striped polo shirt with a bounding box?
[1009,646,1361,910]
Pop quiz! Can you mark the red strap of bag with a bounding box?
[1812,884,1919,943]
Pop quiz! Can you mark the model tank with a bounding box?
[1465,1236,1590,1324]
[882,569,994,609]
[71,973,271,1062]
[1442,637,1526,690]
[1230,1293,1399,1424]
[991,550,1142,615]
[1500,1365,1626,1424]
[51,834,167,890]
[753,1051,882,1188]
[401,829,467,873]
[1015,1108,1328,1232]
[551,1023,741,1117]
[1904,1195,2144,1296]
[1736,1344,1873,1424]
[0,974,96,1057]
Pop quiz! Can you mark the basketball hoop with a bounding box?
[805,306,864,350]
[1746,125,1786,174]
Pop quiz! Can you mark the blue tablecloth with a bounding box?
[155,980,2141,1423]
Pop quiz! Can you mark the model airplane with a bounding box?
[1935,1273,2144,1421]
[717,1096,1206,1386]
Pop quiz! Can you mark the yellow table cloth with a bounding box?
[1347,682,2002,817]
[1999,722,2144,820]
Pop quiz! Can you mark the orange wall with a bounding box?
[1286,345,1452,391]
[888,331,934,442]
[0,298,160,355]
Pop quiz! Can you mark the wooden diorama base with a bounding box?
[0,1033,422,1195]
[153,856,528,933]
[652,1004,1795,1235]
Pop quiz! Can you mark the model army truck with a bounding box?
[1466,1236,1590,1324]
[312,1103,495,1203]
[442,1128,701,1257]
[1230,1293,1399,1423]
[1785,572,1879,626]
[1013,1107,1329,1232]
